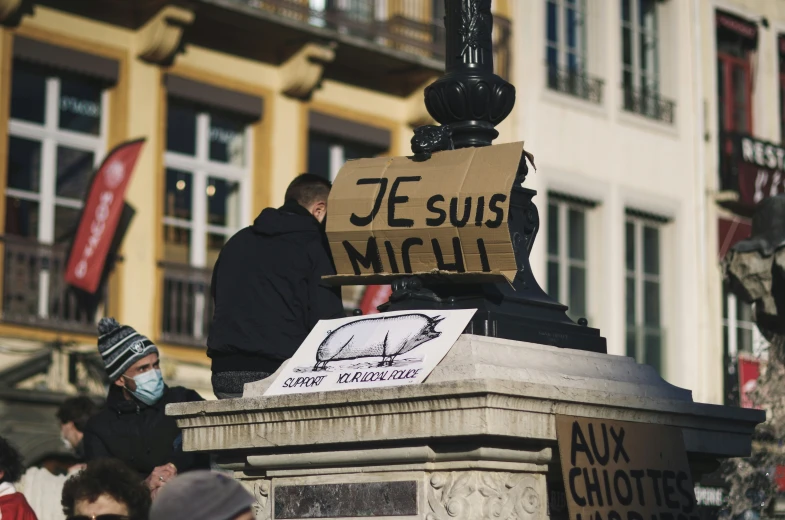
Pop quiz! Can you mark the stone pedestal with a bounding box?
[168,336,764,520]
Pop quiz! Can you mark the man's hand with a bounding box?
[145,463,178,498]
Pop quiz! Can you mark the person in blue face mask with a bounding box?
[82,318,210,497]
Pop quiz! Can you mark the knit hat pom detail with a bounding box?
[97,317,121,336]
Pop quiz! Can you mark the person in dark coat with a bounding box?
[83,318,209,496]
[207,173,345,399]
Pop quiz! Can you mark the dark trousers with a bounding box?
[211,371,271,400]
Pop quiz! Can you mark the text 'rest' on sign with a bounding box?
[555,415,698,520]
[325,142,527,285]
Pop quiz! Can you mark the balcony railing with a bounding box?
[234,0,512,78]
[622,85,675,124]
[1,236,106,333]
[546,65,604,104]
[160,262,213,347]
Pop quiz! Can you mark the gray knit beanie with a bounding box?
[97,317,159,381]
[149,471,254,520]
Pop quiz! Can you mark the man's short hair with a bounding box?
[0,436,24,484]
[62,459,151,520]
[285,174,332,208]
[57,396,99,432]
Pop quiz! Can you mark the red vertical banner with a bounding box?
[359,285,392,315]
[738,354,761,410]
[65,138,145,294]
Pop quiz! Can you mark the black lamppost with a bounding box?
[383,0,607,353]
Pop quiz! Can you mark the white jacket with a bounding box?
[16,466,81,520]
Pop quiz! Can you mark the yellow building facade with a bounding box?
[0,0,514,451]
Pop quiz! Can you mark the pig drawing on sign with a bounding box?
[313,314,444,370]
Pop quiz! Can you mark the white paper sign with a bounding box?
[262,309,476,396]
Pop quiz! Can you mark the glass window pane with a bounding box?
[639,0,656,30]
[54,205,81,242]
[625,276,636,325]
[548,203,559,255]
[621,0,631,22]
[209,114,246,166]
[644,331,661,373]
[167,101,197,156]
[163,225,191,263]
[164,169,193,221]
[625,221,635,271]
[547,46,559,72]
[567,6,577,49]
[568,207,585,260]
[5,196,39,237]
[207,177,241,228]
[643,225,659,275]
[737,298,753,323]
[308,133,331,181]
[643,280,660,326]
[568,265,586,319]
[59,75,102,135]
[626,327,636,358]
[732,65,750,133]
[547,261,560,301]
[7,137,42,192]
[737,326,753,354]
[10,64,46,124]
[56,146,95,200]
[547,1,558,44]
[622,27,632,67]
[343,140,384,161]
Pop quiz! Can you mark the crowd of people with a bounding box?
[0,174,343,519]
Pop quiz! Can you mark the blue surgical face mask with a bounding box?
[125,369,164,406]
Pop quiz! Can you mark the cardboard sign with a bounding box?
[263,309,476,396]
[556,415,698,520]
[325,142,526,285]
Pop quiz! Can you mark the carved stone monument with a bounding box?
[168,2,765,520]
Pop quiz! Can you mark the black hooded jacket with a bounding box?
[82,385,209,480]
[207,201,345,374]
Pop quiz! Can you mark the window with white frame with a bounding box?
[723,285,764,358]
[163,100,251,269]
[546,196,590,322]
[546,0,587,76]
[6,61,107,243]
[621,0,660,104]
[625,215,663,373]
[308,132,386,182]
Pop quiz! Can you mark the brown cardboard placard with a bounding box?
[555,415,698,520]
[325,141,525,285]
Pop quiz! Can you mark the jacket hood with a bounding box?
[252,200,321,236]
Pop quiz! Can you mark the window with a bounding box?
[780,37,785,143]
[625,216,663,373]
[722,285,765,405]
[547,0,587,75]
[308,132,385,181]
[162,100,251,343]
[621,0,670,120]
[6,62,107,242]
[546,197,589,322]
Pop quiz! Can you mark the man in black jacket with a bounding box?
[83,318,209,493]
[208,173,345,399]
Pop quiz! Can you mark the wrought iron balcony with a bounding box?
[1,236,107,333]
[160,262,213,347]
[546,65,604,104]
[622,85,675,124]
[232,0,512,79]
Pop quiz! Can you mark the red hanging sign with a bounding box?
[65,138,145,294]
[738,354,761,410]
[358,285,392,315]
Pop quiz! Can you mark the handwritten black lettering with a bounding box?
[647,470,663,507]
[589,423,610,465]
[583,467,603,507]
[603,469,613,506]
[611,427,630,463]
[485,193,506,228]
[569,467,586,507]
[384,241,400,273]
[474,196,485,226]
[629,470,646,506]
[477,238,491,272]
[350,178,388,226]
[571,421,595,465]
[432,237,465,272]
[662,470,678,509]
[613,470,633,506]
[608,511,622,520]
[449,197,472,227]
[337,374,350,384]
[675,472,694,513]
[426,195,447,226]
[388,176,420,227]
[401,238,424,273]
[343,238,383,275]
